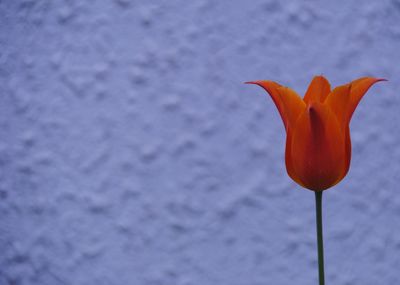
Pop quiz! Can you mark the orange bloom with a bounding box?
[247,76,385,191]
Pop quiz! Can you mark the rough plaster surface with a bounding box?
[0,0,399,284]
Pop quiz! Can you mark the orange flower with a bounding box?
[246,76,386,191]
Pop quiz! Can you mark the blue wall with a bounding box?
[1,1,399,284]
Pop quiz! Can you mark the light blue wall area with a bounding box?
[1,0,399,284]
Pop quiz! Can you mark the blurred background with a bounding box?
[1,0,399,284]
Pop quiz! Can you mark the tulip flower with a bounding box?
[246,76,385,285]
[246,76,385,191]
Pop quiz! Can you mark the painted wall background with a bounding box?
[1,0,399,284]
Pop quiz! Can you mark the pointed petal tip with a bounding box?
[315,74,327,80]
[377,78,388,82]
[245,81,263,85]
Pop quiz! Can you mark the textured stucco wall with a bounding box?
[1,0,400,284]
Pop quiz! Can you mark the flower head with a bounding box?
[246,76,385,191]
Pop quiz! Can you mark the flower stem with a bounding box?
[315,191,325,285]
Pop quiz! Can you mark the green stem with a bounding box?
[315,191,325,285]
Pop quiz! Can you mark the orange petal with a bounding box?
[245,81,285,127]
[325,77,386,127]
[303,75,331,104]
[289,102,346,191]
[246,81,305,131]
[285,128,306,188]
[276,86,306,129]
[342,126,351,179]
[324,84,352,128]
[348,77,387,119]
